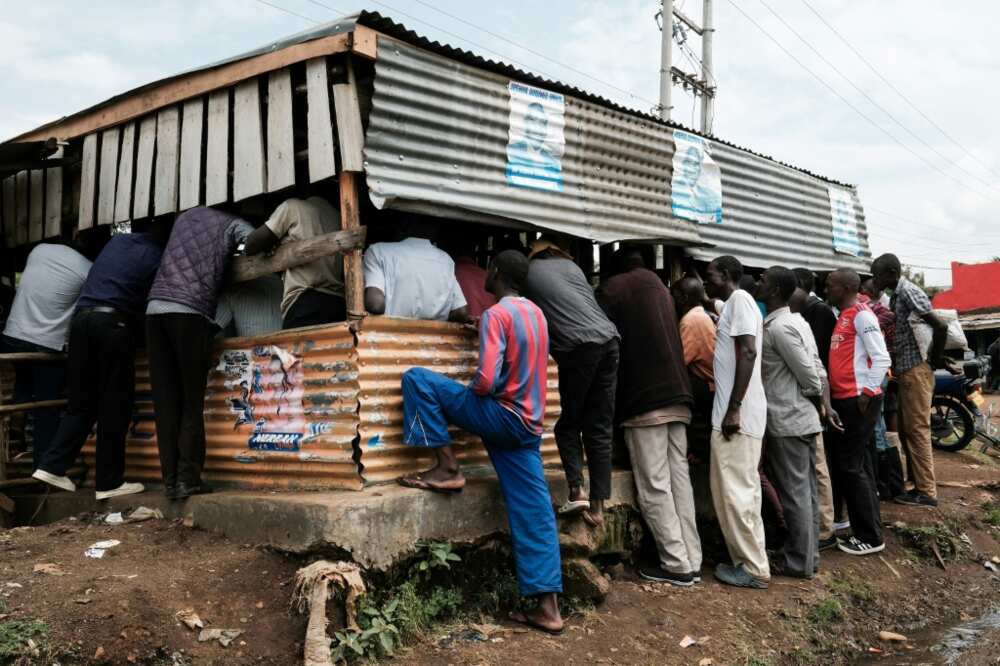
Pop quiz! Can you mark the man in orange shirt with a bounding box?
[672,276,717,463]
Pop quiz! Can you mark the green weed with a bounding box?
[983,501,1000,528]
[824,575,874,602]
[892,522,968,561]
[806,598,844,624]
[0,619,49,660]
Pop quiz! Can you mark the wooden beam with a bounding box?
[306,57,336,183]
[153,107,180,215]
[113,122,136,223]
[0,352,66,362]
[44,161,63,238]
[77,134,99,230]
[205,89,230,206]
[2,177,15,247]
[15,170,28,244]
[132,116,157,219]
[13,32,353,143]
[233,79,266,202]
[332,57,365,173]
[228,226,366,284]
[0,399,68,415]
[97,127,120,225]
[179,98,204,210]
[28,170,44,242]
[266,68,295,193]
[351,25,379,59]
[338,171,365,319]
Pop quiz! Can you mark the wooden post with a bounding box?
[339,171,365,320]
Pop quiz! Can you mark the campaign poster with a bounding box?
[506,81,565,192]
[829,186,862,256]
[671,130,723,224]
[218,346,306,453]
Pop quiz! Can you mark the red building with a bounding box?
[932,261,1000,312]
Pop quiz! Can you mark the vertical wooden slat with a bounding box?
[132,116,157,219]
[339,171,365,319]
[114,122,136,223]
[154,107,180,215]
[179,98,204,210]
[15,171,29,245]
[2,177,16,247]
[78,133,98,230]
[233,79,266,201]
[306,57,336,182]
[28,170,44,242]
[266,69,295,192]
[97,127,120,225]
[45,159,63,239]
[332,58,365,173]
[205,89,230,206]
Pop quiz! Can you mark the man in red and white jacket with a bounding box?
[825,269,892,556]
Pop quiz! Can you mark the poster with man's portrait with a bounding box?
[506,81,565,192]
[671,130,723,224]
[829,186,862,256]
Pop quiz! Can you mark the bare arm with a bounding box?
[243,225,280,256]
[722,334,756,439]
[365,287,386,315]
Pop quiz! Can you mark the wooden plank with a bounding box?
[153,107,180,215]
[266,69,295,192]
[132,116,157,219]
[0,399,68,416]
[351,25,379,59]
[205,89,230,206]
[2,176,15,247]
[179,98,204,210]
[306,58,336,183]
[44,147,64,238]
[14,32,352,143]
[28,170,44,242]
[229,227,365,283]
[78,133,98,230]
[332,58,365,173]
[15,171,29,245]
[0,352,65,362]
[233,79,266,201]
[338,171,365,318]
[114,122,136,223]
[97,127,120,225]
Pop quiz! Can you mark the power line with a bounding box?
[724,0,998,203]
[252,0,322,24]
[799,0,1000,181]
[758,0,999,192]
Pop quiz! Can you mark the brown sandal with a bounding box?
[397,474,465,494]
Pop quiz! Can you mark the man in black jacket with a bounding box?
[598,249,699,586]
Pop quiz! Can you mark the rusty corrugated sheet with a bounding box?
[356,316,562,484]
[84,324,363,490]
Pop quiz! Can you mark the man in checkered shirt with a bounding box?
[871,253,950,508]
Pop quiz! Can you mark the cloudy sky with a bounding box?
[3,0,998,285]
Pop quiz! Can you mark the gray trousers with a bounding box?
[765,434,819,577]
[624,422,702,575]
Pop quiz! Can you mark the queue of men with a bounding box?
[5,200,947,623]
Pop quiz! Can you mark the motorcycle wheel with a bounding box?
[930,395,976,452]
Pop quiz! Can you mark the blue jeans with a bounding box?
[402,367,562,596]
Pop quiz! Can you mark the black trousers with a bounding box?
[146,313,216,487]
[552,338,619,501]
[38,310,135,491]
[827,396,884,546]
[0,334,66,467]
[282,289,347,330]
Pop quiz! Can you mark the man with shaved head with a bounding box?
[824,269,891,556]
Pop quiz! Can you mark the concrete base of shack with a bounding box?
[12,469,637,570]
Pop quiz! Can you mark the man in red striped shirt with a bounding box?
[398,250,563,634]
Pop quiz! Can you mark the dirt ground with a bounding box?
[2,407,1000,665]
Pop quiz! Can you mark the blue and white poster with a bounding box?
[506,81,565,192]
[829,186,862,256]
[671,130,723,224]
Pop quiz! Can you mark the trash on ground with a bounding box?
[75,597,93,604]
[679,635,697,648]
[175,608,204,630]
[197,628,243,647]
[128,506,164,522]
[984,561,998,573]
[879,630,908,642]
[294,560,366,666]
[85,539,122,558]
[105,512,125,524]
[699,659,714,666]
[33,563,66,576]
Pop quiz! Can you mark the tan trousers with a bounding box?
[898,363,936,498]
[814,433,835,540]
[709,430,769,580]
[625,423,702,574]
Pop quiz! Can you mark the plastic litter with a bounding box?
[105,512,124,525]
[198,628,243,647]
[85,539,122,558]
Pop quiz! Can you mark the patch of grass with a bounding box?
[824,575,874,602]
[892,522,969,562]
[983,501,1000,528]
[0,619,49,660]
[806,597,844,625]
[390,580,464,641]
[745,657,772,666]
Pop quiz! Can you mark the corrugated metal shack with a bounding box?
[0,10,872,489]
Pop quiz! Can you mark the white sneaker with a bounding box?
[95,482,146,501]
[32,469,76,492]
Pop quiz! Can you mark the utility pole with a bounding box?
[658,0,674,121]
[700,0,715,133]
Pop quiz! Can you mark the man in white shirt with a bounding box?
[704,255,769,589]
[362,221,469,322]
[2,242,92,467]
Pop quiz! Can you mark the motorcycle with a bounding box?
[931,355,999,453]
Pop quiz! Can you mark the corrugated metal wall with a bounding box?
[690,140,871,272]
[355,317,562,484]
[365,37,701,246]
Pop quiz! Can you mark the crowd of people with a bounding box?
[1,197,952,633]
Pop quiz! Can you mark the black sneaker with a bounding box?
[818,536,838,552]
[894,491,938,507]
[173,482,214,501]
[837,536,885,556]
[639,565,695,587]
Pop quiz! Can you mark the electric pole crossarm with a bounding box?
[673,7,704,34]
